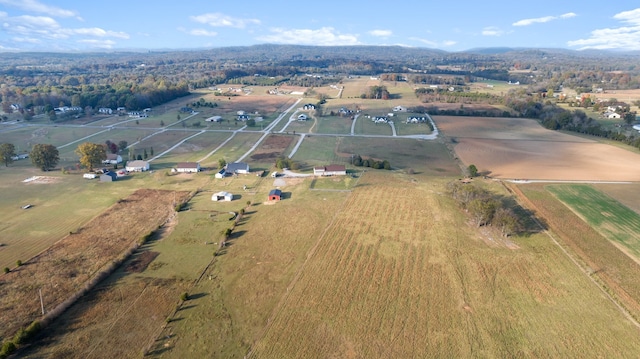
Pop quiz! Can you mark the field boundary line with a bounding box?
[245,174,357,358]
[504,181,640,330]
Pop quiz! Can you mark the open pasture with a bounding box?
[315,116,352,134]
[436,115,640,181]
[593,182,640,215]
[354,116,393,136]
[0,126,105,154]
[0,189,189,343]
[248,173,640,358]
[290,135,348,167]
[0,167,139,270]
[337,137,459,176]
[281,115,316,133]
[395,120,433,136]
[150,131,233,167]
[547,184,640,259]
[512,183,640,323]
[210,132,263,164]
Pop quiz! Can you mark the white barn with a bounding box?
[212,191,233,201]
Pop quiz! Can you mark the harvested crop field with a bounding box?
[0,189,190,342]
[250,134,295,160]
[435,115,640,181]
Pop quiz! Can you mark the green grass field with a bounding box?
[547,184,640,259]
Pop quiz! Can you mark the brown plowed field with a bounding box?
[435,116,640,181]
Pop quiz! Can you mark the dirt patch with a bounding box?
[251,134,294,160]
[0,189,191,341]
[436,115,640,181]
[126,251,160,273]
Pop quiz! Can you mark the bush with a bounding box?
[3,267,9,274]
[180,292,189,301]
[16,260,22,267]
[0,341,16,358]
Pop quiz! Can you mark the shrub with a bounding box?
[0,341,16,358]
[180,292,189,301]
[16,260,22,267]
[3,267,9,274]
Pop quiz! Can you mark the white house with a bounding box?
[98,108,113,115]
[393,106,407,112]
[211,191,233,202]
[102,153,123,165]
[175,162,200,173]
[297,114,308,121]
[226,162,250,174]
[125,160,150,172]
[606,112,621,119]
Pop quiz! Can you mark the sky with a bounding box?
[1,0,640,52]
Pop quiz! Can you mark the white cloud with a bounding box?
[1,13,129,49]
[408,37,456,48]
[77,39,116,49]
[482,26,503,36]
[369,29,392,37]
[188,29,218,37]
[190,12,260,28]
[0,0,78,18]
[513,12,576,26]
[568,8,640,50]
[257,27,359,46]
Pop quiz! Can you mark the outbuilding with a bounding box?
[268,189,282,201]
[125,160,150,172]
[175,162,200,173]
[212,191,233,202]
[214,169,226,178]
[100,171,117,182]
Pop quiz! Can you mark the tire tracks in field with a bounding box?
[245,174,357,358]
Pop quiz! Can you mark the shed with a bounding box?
[214,169,226,178]
[268,189,282,201]
[175,162,200,173]
[100,172,117,182]
[226,162,250,174]
[125,160,150,172]
[212,191,233,202]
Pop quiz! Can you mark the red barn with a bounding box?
[268,189,282,201]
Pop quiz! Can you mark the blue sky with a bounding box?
[1,0,640,52]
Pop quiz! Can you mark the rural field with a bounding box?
[3,75,640,359]
[435,115,640,181]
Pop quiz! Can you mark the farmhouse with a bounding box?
[102,153,123,165]
[100,172,117,182]
[125,160,150,172]
[212,191,233,202]
[268,189,282,201]
[313,164,347,176]
[98,107,113,115]
[214,169,226,178]
[372,116,388,123]
[175,162,200,173]
[226,162,250,174]
[238,114,250,121]
[303,103,316,110]
[297,114,308,121]
[605,112,621,119]
[407,116,428,124]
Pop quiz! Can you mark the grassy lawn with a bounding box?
[315,116,352,134]
[338,137,460,177]
[0,126,105,154]
[547,184,640,258]
[290,135,348,168]
[354,116,393,136]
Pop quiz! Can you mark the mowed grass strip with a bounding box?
[248,174,640,358]
[547,184,640,258]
